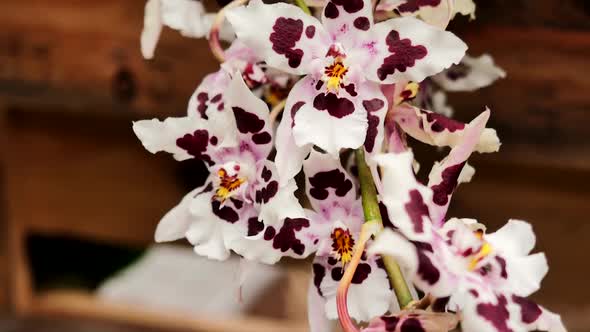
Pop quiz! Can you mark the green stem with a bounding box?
[294,0,312,15]
[354,149,414,308]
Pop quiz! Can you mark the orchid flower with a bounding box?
[141,0,235,59]
[226,0,467,184]
[133,73,320,264]
[433,54,507,92]
[417,53,506,117]
[376,0,476,29]
[389,103,500,154]
[369,151,566,332]
[303,151,393,322]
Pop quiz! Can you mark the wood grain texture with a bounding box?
[1,0,589,169]
[471,0,590,30]
[0,0,218,117]
[449,25,590,170]
[1,110,185,246]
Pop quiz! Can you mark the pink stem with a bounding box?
[336,225,372,332]
[208,0,248,62]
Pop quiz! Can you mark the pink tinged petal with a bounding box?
[457,289,566,332]
[362,17,467,84]
[321,0,374,46]
[427,109,490,226]
[132,116,218,164]
[370,227,452,298]
[316,254,392,322]
[275,97,313,185]
[359,86,389,193]
[374,152,435,242]
[414,0,454,29]
[226,0,330,75]
[304,149,356,216]
[510,297,567,332]
[361,86,389,156]
[486,220,536,256]
[154,187,205,242]
[377,0,470,28]
[187,69,232,119]
[433,54,506,92]
[385,114,408,154]
[185,190,234,261]
[253,161,307,228]
[221,41,268,89]
[160,0,208,37]
[307,279,334,332]
[224,208,317,264]
[466,294,514,332]
[363,310,459,332]
[140,0,163,59]
[291,76,370,156]
[226,73,274,159]
[394,105,500,153]
[501,253,548,298]
[369,229,419,278]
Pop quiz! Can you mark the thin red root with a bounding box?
[208,0,248,62]
[336,224,373,332]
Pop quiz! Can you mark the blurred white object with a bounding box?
[141,0,235,59]
[97,245,284,317]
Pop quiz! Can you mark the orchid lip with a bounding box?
[331,227,355,265]
[212,166,247,204]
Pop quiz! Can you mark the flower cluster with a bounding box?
[134,0,566,331]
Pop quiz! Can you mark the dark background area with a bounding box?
[1,0,589,331]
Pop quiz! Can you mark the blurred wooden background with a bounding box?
[0,0,589,331]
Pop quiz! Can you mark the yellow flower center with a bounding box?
[468,242,493,271]
[395,82,420,105]
[213,168,245,202]
[331,227,355,265]
[324,57,348,93]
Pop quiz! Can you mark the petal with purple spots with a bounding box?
[394,105,500,153]
[314,254,392,322]
[321,0,373,49]
[361,17,466,84]
[227,0,331,75]
[226,74,274,160]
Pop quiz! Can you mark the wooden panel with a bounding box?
[2,110,185,246]
[470,0,590,30]
[0,0,218,117]
[0,1,589,170]
[450,26,590,170]
[31,290,307,332]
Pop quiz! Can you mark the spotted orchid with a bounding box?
[132,0,566,330]
[226,0,467,183]
[134,73,321,264]
[416,53,506,117]
[303,151,394,322]
[369,150,566,332]
[376,0,476,29]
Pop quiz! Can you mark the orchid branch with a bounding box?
[336,222,372,332]
[294,0,312,15]
[354,149,414,308]
[336,149,415,331]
